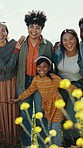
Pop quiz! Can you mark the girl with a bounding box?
[12,55,64,146]
[12,56,75,147]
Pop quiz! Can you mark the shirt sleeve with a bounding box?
[19,77,38,100]
[0,48,19,74]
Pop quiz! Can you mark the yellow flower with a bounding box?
[60,79,71,89]
[76,138,83,146]
[49,129,57,136]
[34,126,42,133]
[30,145,38,148]
[74,122,81,129]
[75,111,83,120]
[49,144,58,148]
[20,102,30,110]
[72,88,83,99]
[63,120,73,129]
[35,112,43,119]
[15,117,23,125]
[44,136,50,144]
[54,99,66,109]
[74,100,83,111]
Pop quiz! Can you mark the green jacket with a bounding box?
[17,36,54,95]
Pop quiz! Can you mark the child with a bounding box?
[12,55,64,146]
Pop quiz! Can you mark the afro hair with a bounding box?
[24,10,47,29]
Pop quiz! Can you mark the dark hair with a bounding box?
[78,18,83,27]
[24,10,47,29]
[36,56,53,80]
[60,29,79,51]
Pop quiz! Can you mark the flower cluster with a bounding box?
[15,79,83,147]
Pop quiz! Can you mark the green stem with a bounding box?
[61,108,70,120]
[37,133,45,144]
[25,109,32,126]
[68,91,75,105]
[40,119,48,136]
[20,123,31,137]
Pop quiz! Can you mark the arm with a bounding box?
[0,37,25,74]
[10,77,38,103]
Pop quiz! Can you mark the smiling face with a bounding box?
[37,61,50,78]
[62,32,77,53]
[0,24,8,46]
[28,24,42,40]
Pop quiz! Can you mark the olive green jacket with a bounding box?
[17,36,54,95]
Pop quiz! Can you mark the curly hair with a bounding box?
[78,18,83,27]
[24,10,47,29]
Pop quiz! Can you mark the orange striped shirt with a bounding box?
[20,74,65,123]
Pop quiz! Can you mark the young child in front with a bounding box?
[13,55,64,146]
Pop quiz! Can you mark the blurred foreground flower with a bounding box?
[30,144,38,148]
[34,126,42,133]
[54,99,65,109]
[76,137,83,146]
[75,111,83,120]
[60,79,71,89]
[20,102,30,110]
[34,126,45,144]
[54,99,70,119]
[63,120,73,129]
[35,112,43,119]
[15,117,23,125]
[49,129,57,136]
[74,100,83,111]
[20,102,32,125]
[49,144,58,148]
[35,112,48,136]
[74,122,81,129]
[15,116,30,137]
[72,88,83,99]
[44,136,50,144]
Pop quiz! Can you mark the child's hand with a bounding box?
[10,98,19,104]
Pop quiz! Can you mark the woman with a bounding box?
[53,29,83,147]
[17,10,54,148]
[0,22,23,145]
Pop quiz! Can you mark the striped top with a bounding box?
[0,39,19,81]
[19,73,65,123]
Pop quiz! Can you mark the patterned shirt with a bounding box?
[19,73,65,123]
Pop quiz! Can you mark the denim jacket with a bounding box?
[80,41,83,57]
[53,46,83,76]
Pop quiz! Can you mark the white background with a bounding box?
[0,0,82,44]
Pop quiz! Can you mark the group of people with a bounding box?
[0,10,83,148]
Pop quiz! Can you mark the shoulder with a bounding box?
[8,39,17,45]
[6,39,17,48]
[51,73,62,80]
[41,36,53,46]
[33,75,40,81]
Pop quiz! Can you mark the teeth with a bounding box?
[40,71,44,74]
[68,45,72,48]
[32,33,36,35]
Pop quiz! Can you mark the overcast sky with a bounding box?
[0,0,82,44]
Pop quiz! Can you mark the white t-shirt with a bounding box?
[57,54,82,81]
